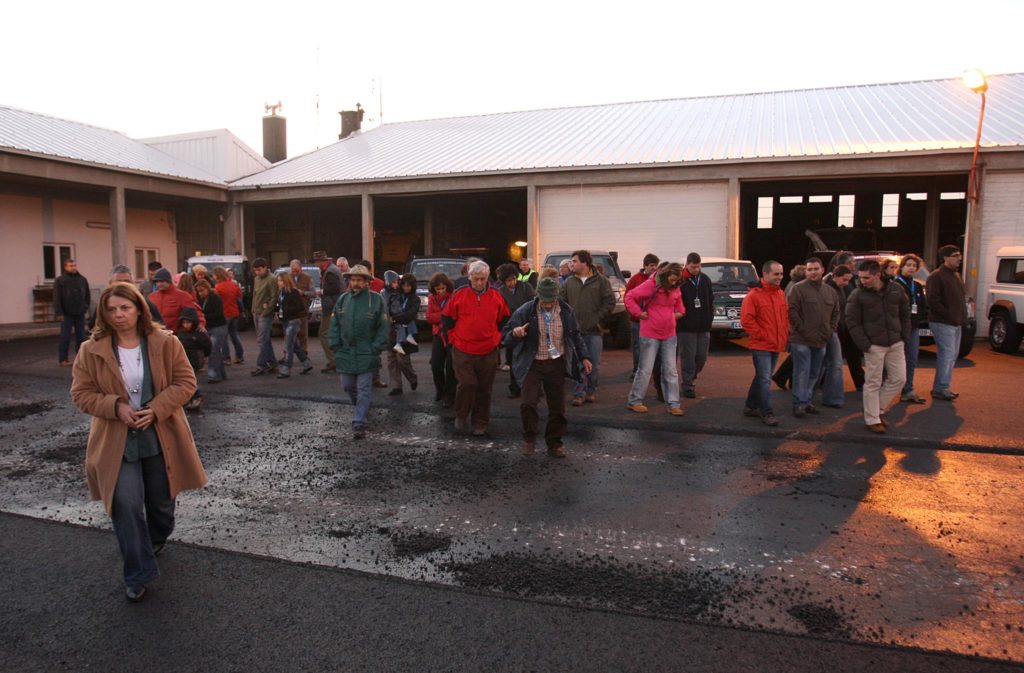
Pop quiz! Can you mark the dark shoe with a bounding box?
[548,444,567,458]
[822,403,843,409]
[388,388,402,396]
[866,423,886,434]
[206,378,223,384]
[374,380,389,388]
[792,406,807,418]
[278,358,286,365]
[584,393,596,404]
[931,389,957,401]
[683,389,696,399]
[410,379,418,391]
[152,542,165,557]
[805,404,820,415]
[125,586,146,602]
[234,358,245,365]
[762,414,779,427]
[454,417,467,432]
[901,391,926,404]
[522,440,536,456]
[434,392,444,402]
[572,397,584,407]
[471,426,487,436]
[300,363,313,375]
[321,366,336,374]
[743,407,761,418]
[353,427,367,439]
[251,367,269,376]
[276,371,290,379]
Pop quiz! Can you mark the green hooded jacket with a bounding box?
[328,289,388,374]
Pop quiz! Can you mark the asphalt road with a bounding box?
[1,333,1022,670]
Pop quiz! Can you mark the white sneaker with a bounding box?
[405,334,417,345]
[393,343,406,355]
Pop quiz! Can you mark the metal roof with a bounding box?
[231,73,1024,189]
[0,105,225,185]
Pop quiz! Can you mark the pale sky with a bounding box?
[4,0,1023,159]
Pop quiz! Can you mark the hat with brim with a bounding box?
[313,250,331,261]
[344,264,373,280]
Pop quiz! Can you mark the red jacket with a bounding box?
[369,277,385,293]
[214,280,242,319]
[426,292,451,344]
[624,277,684,340]
[150,287,206,333]
[624,272,653,323]
[740,281,789,352]
[442,286,510,355]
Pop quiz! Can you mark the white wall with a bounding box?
[0,193,175,324]
[537,182,729,273]
[977,171,1024,333]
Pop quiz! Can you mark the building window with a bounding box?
[808,195,833,203]
[837,195,855,227]
[756,197,774,229]
[881,193,900,228]
[779,196,804,204]
[135,249,159,280]
[906,193,927,201]
[42,244,74,282]
[941,192,966,200]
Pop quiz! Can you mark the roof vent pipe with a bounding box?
[262,101,287,163]
[339,103,365,140]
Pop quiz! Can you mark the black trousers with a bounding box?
[430,338,456,402]
[520,358,567,449]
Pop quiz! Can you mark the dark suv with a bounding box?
[407,256,468,326]
[699,258,761,338]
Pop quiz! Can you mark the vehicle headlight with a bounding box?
[420,295,429,308]
[715,306,726,316]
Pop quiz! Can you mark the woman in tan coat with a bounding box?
[71,283,207,602]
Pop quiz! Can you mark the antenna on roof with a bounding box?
[264,101,283,116]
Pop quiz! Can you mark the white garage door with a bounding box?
[537,182,728,274]
[977,171,1024,333]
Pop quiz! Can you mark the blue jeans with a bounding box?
[790,342,826,408]
[903,327,920,394]
[574,334,604,397]
[111,453,175,591]
[207,325,228,381]
[629,335,680,407]
[820,332,845,407]
[256,315,276,370]
[58,313,87,362]
[282,318,309,370]
[341,371,375,430]
[745,350,779,416]
[221,316,244,360]
[931,322,961,392]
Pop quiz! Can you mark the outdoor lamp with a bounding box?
[962,68,988,93]
[514,241,528,248]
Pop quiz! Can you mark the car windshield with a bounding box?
[190,262,246,279]
[409,260,466,285]
[273,266,322,290]
[702,263,759,288]
[545,254,622,280]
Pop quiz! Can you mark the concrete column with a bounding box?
[361,193,375,269]
[727,177,740,259]
[109,185,128,267]
[963,164,985,300]
[922,191,941,268]
[223,201,243,255]
[424,204,434,256]
[526,184,539,267]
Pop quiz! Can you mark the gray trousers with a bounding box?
[677,331,710,392]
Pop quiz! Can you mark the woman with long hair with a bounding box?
[276,272,313,378]
[70,283,206,602]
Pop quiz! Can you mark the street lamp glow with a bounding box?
[514,240,528,248]
[962,69,988,93]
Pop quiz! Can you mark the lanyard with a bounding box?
[541,306,559,357]
[896,276,916,307]
[689,275,700,289]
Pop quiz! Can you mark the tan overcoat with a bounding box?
[70,328,207,514]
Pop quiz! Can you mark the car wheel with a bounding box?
[988,313,1023,353]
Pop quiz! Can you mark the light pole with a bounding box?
[961,68,987,300]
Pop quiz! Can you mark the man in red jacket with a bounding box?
[740,260,789,426]
[148,268,206,334]
[442,260,511,435]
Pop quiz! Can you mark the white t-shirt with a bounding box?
[118,345,143,411]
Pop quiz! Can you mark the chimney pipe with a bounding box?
[262,101,287,163]
[339,103,365,140]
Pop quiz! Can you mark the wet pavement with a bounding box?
[1,333,1022,667]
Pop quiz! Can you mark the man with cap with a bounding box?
[138,260,163,297]
[148,267,205,336]
[926,245,967,401]
[442,260,511,435]
[314,251,343,373]
[328,265,389,439]
[504,277,592,457]
[249,258,278,375]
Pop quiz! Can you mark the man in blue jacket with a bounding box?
[504,278,592,458]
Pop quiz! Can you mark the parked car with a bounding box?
[987,246,1024,353]
[272,264,323,334]
[407,256,468,327]
[187,254,252,329]
[542,250,630,348]
[699,258,760,338]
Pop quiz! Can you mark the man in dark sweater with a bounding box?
[314,251,343,373]
[677,252,714,399]
[54,259,91,366]
[926,245,967,401]
[787,257,839,417]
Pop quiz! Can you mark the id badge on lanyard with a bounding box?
[543,309,561,359]
[694,298,702,309]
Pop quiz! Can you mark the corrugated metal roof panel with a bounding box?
[232,73,1024,188]
[0,105,225,184]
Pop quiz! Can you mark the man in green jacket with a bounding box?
[559,250,615,406]
[250,258,280,376]
[329,265,388,439]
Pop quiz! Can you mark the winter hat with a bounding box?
[384,270,400,285]
[537,277,559,302]
[178,306,199,329]
[153,268,172,283]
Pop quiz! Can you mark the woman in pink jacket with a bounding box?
[625,263,685,415]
